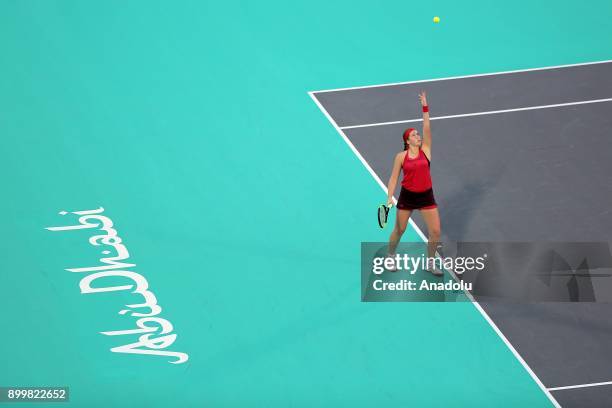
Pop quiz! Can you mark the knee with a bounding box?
[395,225,407,236]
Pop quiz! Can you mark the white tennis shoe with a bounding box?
[453,268,464,276]
[427,266,444,277]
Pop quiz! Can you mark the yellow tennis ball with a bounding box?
[433,16,440,23]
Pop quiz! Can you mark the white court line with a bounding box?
[340,98,612,130]
[549,380,612,392]
[311,59,612,94]
[308,89,562,408]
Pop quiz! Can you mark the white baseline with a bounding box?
[311,59,612,94]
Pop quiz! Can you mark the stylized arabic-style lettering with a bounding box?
[45,207,189,364]
[101,317,173,337]
[119,289,162,317]
[80,270,148,294]
[46,208,112,232]
[109,333,189,364]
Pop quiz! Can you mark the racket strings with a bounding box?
[378,206,389,228]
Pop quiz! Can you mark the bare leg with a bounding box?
[420,207,442,266]
[388,209,412,255]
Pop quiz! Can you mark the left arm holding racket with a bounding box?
[386,152,403,207]
[377,153,403,228]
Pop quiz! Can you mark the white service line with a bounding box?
[309,88,562,408]
[340,97,612,130]
[311,59,612,94]
[549,380,612,392]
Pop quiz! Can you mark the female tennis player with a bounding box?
[385,91,442,275]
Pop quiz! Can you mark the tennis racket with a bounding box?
[377,203,393,228]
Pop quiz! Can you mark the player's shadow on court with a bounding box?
[435,167,505,242]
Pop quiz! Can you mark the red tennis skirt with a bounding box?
[396,187,437,210]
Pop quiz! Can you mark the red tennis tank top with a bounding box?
[401,149,432,192]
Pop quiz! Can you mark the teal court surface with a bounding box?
[2,1,612,407]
